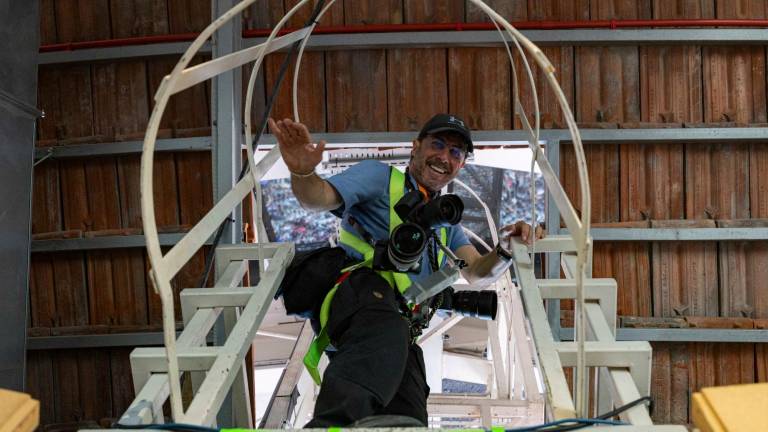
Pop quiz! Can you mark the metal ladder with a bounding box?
[119,243,294,427]
[510,235,686,429]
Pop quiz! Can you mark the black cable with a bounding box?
[597,395,653,420]
[197,0,328,289]
[522,396,652,432]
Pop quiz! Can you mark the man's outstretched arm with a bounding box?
[455,221,544,287]
[268,118,342,211]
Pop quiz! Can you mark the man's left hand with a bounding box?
[500,221,545,246]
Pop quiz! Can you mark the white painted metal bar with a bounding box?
[162,174,253,279]
[538,279,617,333]
[182,244,293,425]
[418,315,463,345]
[529,235,577,253]
[170,28,311,95]
[509,237,575,418]
[131,347,220,372]
[215,242,283,261]
[120,374,170,425]
[261,321,315,428]
[487,318,510,399]
[181,260,249,323]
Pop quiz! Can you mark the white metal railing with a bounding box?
[127,0,674,427]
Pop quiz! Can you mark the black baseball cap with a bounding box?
[417,113,473,153]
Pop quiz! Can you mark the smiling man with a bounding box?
[268,113,543,427]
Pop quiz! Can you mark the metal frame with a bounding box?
[38,28,768,65]
[31,233,194,252]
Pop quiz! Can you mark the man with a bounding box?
[268,114,543,427]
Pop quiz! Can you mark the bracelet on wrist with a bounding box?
[289,168,315,178]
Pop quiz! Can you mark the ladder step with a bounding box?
[181,287,254,309]
[536,278,616,300]
[212,260,248,289]
[528,235,576,253]
[131,346,220,373]
[554,341,651,368]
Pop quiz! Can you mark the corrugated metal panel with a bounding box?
[465,0,526,23]
[576,47,640,124]
[404,0,464,23]
[326,50,387,132]
[593,222,652,317]
[92,61,149,141]
[703,46,767,124]
[60,160,89,231]
[109,348,136,420]
[652,0,715,19]
[287,0,343,27]
[168,0,211,32]
[148,56,211,136]
[39,0,57,46]
[387,49,448,131]
[110,0,169,38]
[752,143,768,218]
[685,142,749,219]
[243,0,283,30]
[54,0,111,43]
[87,251,119,325]
[650,342,690,424]
[111,250,150,325]
[590,0,651,19]
[685,343,755,421]
[176,153,213,226]
[58,65,96,142]
[640,46,702,124]
[265,52,327,132]
[620,141,684,221]
[37,67,61,145]
[48,347,116,423]
[561,140,620,223]
[528,1,590,20]
[29,254,58,328]
[715,0,768,18]
[717,219,768,318]
[32,162,62,233]
[513,47,574,129]
[26,351,56,425]
[345,0,402,24]
[84,158,121,230]
[651,219,719,317]
[448,48,511,130]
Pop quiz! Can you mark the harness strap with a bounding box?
[303,167,449,385]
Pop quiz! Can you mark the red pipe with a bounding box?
[40,19,768,53]
[39,33,199,53]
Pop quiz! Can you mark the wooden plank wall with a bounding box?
[29,0,768,429]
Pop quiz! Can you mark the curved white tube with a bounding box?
[468,0,592,417]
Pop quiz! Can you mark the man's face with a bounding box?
[409,133,467,192]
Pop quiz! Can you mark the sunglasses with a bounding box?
[429,138,467,161]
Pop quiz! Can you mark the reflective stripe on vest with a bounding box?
[304,167,448,385]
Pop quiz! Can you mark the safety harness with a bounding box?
[303,167,447,385]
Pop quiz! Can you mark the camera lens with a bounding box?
[450,290,497,320]
[418,194,464,228]
[388,222,428,271]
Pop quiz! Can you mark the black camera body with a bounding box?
[371,189,499,321]
[372,189,464,273]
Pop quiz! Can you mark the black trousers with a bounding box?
[304,268,430,428]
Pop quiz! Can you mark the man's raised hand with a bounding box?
[268,118,326,176]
